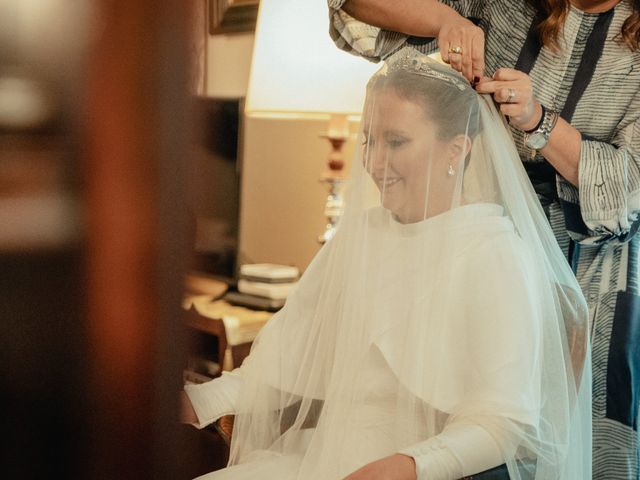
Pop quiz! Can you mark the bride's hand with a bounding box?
[438,19,485,83]
[342,454,416,480]
[474,68,543,131]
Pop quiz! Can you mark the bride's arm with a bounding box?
[181,229,342,429]
[342,423,508,480]
[181,369,245,428]
[398,420,514,479]
[399,237,544,479]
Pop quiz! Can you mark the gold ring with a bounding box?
[506,88,516,103]
[448,45,463,55]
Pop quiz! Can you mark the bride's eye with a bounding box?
[386,135,408,149]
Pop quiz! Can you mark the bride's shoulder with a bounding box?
[454,204,525,249]
[456,215,535,275]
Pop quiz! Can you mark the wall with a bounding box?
[206,33,254,98]
[239,114,359,271]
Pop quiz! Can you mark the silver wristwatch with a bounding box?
[524,105,559,151]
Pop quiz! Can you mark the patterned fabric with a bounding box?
[328,0,640,478]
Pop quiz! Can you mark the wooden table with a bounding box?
[184,296,272,377]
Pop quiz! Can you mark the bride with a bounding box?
[181,49,592,480]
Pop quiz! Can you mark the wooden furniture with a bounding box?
[184,296,272,375]
[185,305,228,378]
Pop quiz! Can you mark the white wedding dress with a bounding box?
[185,50,592,480]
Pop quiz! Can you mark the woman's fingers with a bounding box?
[499,86,518,104]
[475,69,540,130]
[448,40,464,73]
[439,37,451,63]
[461,33,474,81]
[492,67,526,81]
[438,22,485,82]
[470,29,485,81]
[475,79,520,95]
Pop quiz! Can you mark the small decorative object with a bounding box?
[318,114,350,244]
[209,0,260,35]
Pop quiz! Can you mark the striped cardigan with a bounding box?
[328,0,640,478]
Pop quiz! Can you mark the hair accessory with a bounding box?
[388,52,469,91]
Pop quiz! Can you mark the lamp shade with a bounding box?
[245,0,379,115]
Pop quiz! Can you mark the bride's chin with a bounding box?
[381,197,404,217]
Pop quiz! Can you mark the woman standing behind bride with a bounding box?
[329,1,640,478]
[181,50,591,480]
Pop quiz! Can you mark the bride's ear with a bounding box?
[447,134,472,168]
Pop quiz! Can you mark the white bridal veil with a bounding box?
[212,49,591,480]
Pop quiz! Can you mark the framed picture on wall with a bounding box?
[209,0,259,35]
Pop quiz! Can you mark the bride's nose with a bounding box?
[366,145,390,177]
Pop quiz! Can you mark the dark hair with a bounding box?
[526,0,640,52]
[369,68,481,141]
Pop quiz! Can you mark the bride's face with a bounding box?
[362,88,454,223]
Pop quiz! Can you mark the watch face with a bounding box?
[527,132,547,150]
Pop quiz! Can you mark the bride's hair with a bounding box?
[368,68,482,142]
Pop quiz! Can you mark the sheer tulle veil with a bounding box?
[221,48,592,480]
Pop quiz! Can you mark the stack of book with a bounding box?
[225,263,299,311]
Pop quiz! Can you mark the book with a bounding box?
[237,278,295,300]
[223,291,285,311]
[239,263,299,283]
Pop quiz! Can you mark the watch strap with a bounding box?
[524,107,559,151]
[524,104,546,134]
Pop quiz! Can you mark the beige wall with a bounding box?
[239,114,359,272]
[206,33,254,98]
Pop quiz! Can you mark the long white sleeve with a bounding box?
[399,421,507,480]
[183,369,244,429]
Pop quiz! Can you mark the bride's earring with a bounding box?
[447,164,455,177]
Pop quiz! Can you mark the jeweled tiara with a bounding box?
[387,52,469,91]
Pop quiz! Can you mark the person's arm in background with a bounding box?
[476,69,640,245]
[334,1,581,185]
[556,88,640,244]
[329,0,485,80]
[474,69,581,186]
[341,0,459,38]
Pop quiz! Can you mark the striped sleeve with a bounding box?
[557,91,640,245]
[328,0,484,62]
[328,1,408,62]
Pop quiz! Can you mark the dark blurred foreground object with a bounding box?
[0,1,194,478]
[0,2,91,478]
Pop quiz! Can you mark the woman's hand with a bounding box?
[342,454,417,480]
[438,19,485,83]
[474,68,543,131]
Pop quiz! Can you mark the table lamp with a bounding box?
[245,0,378,243]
